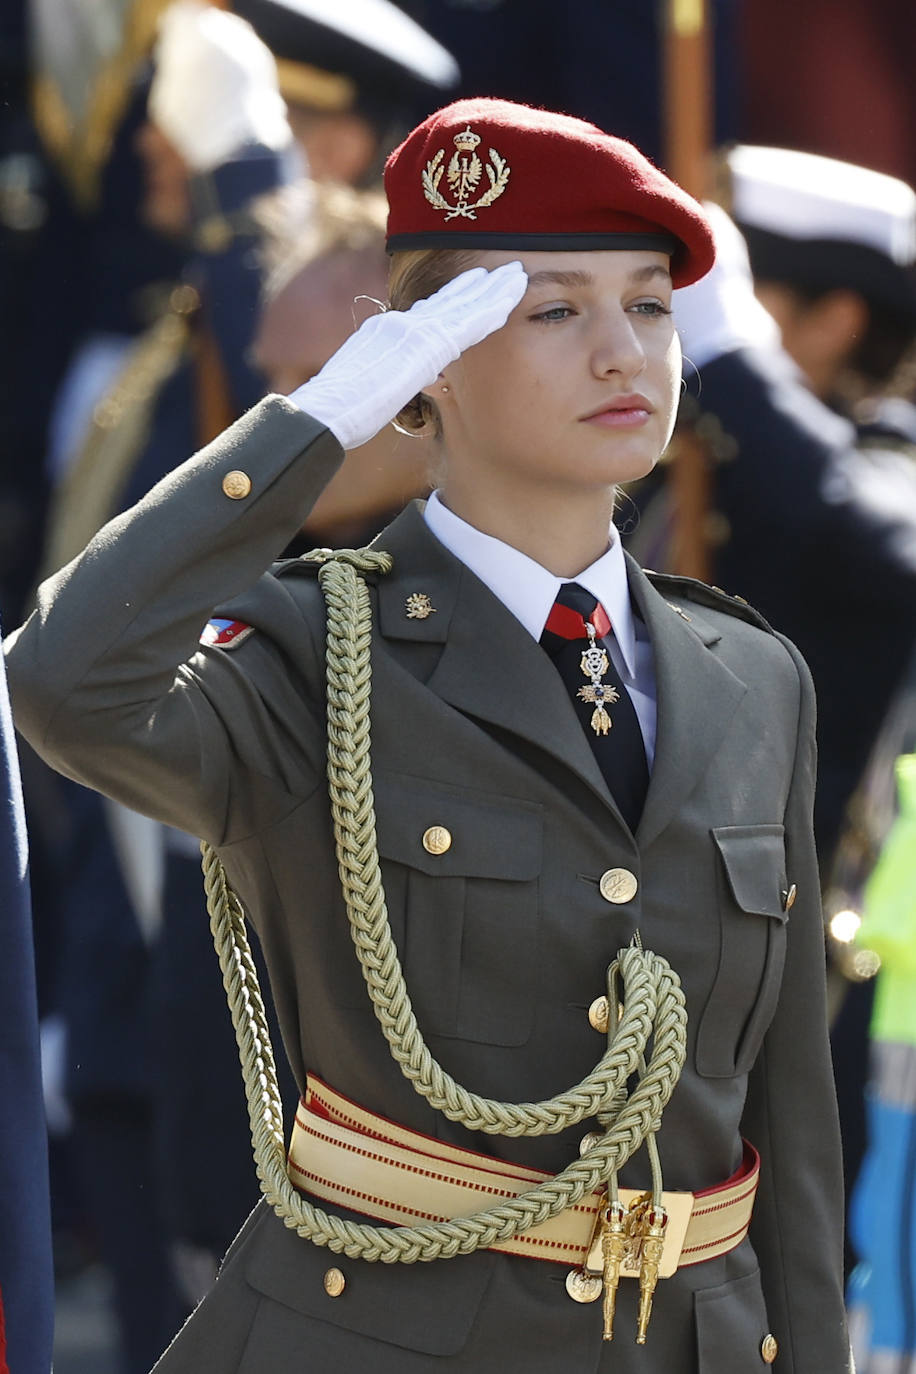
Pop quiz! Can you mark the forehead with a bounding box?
[466,247,673,287]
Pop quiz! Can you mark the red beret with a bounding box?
[384,98,715,287]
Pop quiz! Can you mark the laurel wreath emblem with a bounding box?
[422,144,511,221]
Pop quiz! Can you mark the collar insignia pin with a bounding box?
[422,126,511,221]
[405,593,436,620]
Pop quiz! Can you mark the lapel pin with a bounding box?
[405,592,436,620]
[666,602,692,622]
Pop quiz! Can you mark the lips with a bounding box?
[580,394,654,421]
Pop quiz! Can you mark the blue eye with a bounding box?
[530,306,574,323]
[631,300,672,317]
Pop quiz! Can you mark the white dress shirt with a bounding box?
[423,491,658,767]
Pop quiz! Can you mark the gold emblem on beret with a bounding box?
[405,592,436,620]
[422,126,511,221]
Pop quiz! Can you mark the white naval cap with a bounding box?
[233,0,459,116]
[725,145,916,323]
[727,144,916,267]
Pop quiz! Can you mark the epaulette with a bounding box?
[272,554,322,580]
[644,570,776,634]
[272,548,388,585]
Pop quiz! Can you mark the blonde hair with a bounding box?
[387,248,477,435]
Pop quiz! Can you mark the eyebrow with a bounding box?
[525,264,672,289]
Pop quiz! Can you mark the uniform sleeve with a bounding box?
[4,395,345,846]
[740,633,851,1371]
[699,347,916,614]
[188,143,289,414]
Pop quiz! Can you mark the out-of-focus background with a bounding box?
[1,1,916,1369]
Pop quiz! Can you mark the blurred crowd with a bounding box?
[1,1,916,1370]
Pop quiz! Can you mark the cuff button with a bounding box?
[222,470,252,500]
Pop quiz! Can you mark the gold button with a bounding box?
[783,884,797,911]
[565,1269,603,1303]
[323,1267,346,1298]
[579,1131,602,1156]
[599,868,638,904]
[169,283,200,315]
[422,826,452,855]
[588,996,609,1033]
[760,1333,778,1363]
[222,470,252,500]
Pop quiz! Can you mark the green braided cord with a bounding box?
[200,546,688,1264]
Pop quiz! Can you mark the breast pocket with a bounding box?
[371,772,543,1047]
[695,824,788,1079]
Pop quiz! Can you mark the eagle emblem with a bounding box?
[422,126,511,221]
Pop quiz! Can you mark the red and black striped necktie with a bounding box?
[540,581,648,832]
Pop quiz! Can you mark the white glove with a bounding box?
[291,262,528,451]
[673,202,781,371]
[148,0,291,173]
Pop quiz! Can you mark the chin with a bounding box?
[583,439,663,488]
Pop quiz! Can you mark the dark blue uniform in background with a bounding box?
[0,630,53,1374]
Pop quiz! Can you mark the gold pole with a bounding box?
[663,0,713,581]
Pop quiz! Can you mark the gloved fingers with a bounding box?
[412,262,528,357]
[409,261,527,321]
[408,265,490,310]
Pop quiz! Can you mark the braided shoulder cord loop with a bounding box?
[201,547,688,1264]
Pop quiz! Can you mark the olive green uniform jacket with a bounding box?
[5,398,849,1373]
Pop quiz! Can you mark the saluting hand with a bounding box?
[148,0,291,173]
[290,262,528,451]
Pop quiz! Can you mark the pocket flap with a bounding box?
[374,773,542,880]
[712,824,788,920]
[244,1202,494,1355]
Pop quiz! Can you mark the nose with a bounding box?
[589,308,647,383]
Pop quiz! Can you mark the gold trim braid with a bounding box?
[31,0,172,209]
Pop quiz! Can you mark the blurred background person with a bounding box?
[32,11,297,1368]
[720,147,916,1258]
[704,149,916,865]
[0,627,53,1374]
[641,192,916,1272]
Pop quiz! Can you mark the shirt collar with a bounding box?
[423,491,638,679]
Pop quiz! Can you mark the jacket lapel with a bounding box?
[374,504,614,812]
[626,557,748,849]
[372,506,749,844]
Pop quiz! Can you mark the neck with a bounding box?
[438,469,617,578]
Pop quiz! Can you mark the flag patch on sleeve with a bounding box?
[200,618,255,650]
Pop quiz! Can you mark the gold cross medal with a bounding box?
[577,626,619,735]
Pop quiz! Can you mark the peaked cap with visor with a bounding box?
[384,98,716,288]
